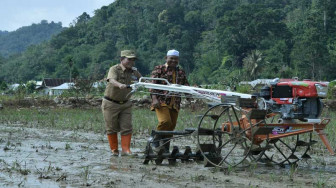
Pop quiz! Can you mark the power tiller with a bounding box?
[129,77,333,168]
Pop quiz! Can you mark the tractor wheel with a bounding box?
[197,104,259,168]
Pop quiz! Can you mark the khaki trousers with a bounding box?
[155,106,179,132]
[101,98,132,135]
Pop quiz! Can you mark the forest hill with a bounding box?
[0,0,336,85]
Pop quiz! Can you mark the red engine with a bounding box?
[259,78,328,121]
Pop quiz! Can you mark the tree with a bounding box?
[64,55,74,82]
[290,1,329,80]
[2,0,336,85]
[0,80,7,90]
[243,50,266,80]
[25,80,36,94]
[216,4,289,68]
[76,12,91,25]
[0,21,63,57]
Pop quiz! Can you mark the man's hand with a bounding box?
[186,100,192,106]
[186,98,195,109]
[109,79,128,89]
[152,96,161,109]
[186,97,193,104]
[119,84,127,89]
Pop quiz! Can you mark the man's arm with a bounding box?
[150,66,161,108]
[108,78,127,89]
[134,69,142,79]
[106,66,127,89]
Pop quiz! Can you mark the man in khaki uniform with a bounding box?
[102,50,142,156]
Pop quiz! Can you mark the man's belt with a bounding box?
[104,96,128,104]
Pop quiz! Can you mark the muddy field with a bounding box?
[1,122,336,188]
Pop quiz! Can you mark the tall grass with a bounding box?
[1,106,335,149]
[314,108,336,149]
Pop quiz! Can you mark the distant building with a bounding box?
[49,83,75,95]
[35,81,43,89]
[9,83,20,90]
[39,78,71,95]
[92,80,106,89]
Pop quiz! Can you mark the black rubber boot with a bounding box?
[163,141,170,153]
[151,135,161,149]
[161,136,171,153]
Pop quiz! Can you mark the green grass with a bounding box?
[322,108,336,148]
[0,108,105,133]
[0,106,335,150]
[0,107,207,135]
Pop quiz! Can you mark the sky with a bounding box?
[0,0,115,32]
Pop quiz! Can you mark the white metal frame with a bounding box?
[130,77,252,104]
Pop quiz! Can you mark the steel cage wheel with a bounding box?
[262,133,313,165]
[197,104,256,168]
[261,117,313,166]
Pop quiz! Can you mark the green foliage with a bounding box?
[96,82,106,94]
[1,0,336,85]
[243,50,267,80]
[0,80,8,91]
[25,81,36,94]
[15,84,27,98]
[0,20,63,57]
[74,79,93,94]
[328,81,336,99]
[236,85,252,94]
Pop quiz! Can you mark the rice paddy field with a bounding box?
[0,106,336,187]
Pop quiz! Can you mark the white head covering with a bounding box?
[167,49,179,57]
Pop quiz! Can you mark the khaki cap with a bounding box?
[121,50,137,59]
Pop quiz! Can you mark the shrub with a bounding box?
[328,81,336,99]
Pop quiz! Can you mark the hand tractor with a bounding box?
[130,77,333,168]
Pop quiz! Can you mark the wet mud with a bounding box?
[1,124,336,188]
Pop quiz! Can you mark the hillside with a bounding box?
[0,30,9,37]
[0,0,336,84]
[0,20,64,57]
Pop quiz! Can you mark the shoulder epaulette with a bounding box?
[115,64,122,69]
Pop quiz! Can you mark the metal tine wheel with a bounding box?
[262,116,313,166]
[197,104,257,168]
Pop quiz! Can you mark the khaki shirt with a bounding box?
[104,64,141,101]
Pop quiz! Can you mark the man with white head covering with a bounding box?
[149,49,190,152]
